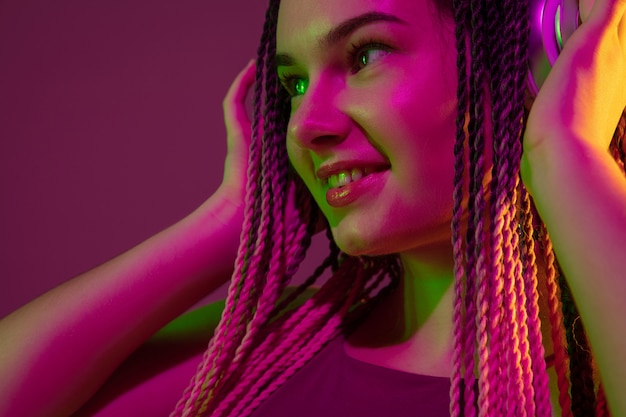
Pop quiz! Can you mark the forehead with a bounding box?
[276,0,435,51]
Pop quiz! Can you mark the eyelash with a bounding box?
[278,38,393,97]
[347,38,393,73]
[279,73,304,98]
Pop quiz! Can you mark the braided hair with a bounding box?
[172,0,626,415]
[450,0,625,416]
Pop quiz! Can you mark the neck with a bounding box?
[397,241,455,339]
[345,240,456,376]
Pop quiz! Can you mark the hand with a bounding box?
[219,59,256,209]
[525,0,626,154]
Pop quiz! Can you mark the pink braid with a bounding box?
[503,186,533,417]
[213,302,336,416]
[209,282,339,415]
[282,181,312,275]
[490,20,523,414]
[595,383,609,417]
[239,314,344,416]
[222,135,292,382]
[173,6,291,411]
[233,268,366,417]
[485,198,505,417]
[508,183,536,417]
[449,0,470,414]
[463,0,497,414]
[501,206,526,416]
[171,113,265,416]
[541,225,573,417]
[209,21,297,406]
[487,18,528,412]
[213,258,367,416]
[520,189,551,417]
[188,117,277,414]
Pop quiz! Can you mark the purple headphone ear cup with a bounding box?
[527,0,581,96]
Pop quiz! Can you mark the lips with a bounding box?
[316,161,390,207]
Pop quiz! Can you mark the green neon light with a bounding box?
[555,5,563,49]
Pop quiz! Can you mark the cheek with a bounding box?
[286,138,320,199]
[370,75,457,181]
[286,139,308,182]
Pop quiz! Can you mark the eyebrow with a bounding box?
[275,11,408,67]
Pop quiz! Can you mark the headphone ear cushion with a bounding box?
[527,0,580,96]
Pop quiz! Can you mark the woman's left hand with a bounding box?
[521,3,626,415]
[525,0,626,154]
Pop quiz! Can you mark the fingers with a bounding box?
[220,60,257,197]
[223,59,256,136]
[580,0,595,22]
[527,0,626,152]
[582,0,626,28]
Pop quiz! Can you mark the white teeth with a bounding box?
[350,168,363,181]
[327,168,366,189]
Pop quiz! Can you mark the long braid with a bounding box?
[465,1,488,416]
[596,383,609,417]
[450,0,470,414]
[450,0,551,415]
[172,0,405,414]
[560,275,597,416]
[510,4,540,415]
[220,8,291,383]
[172,1,284,413]
[170,5,276,413]
[228,260,368,417]
[504,1,538,413]
[212,260,360,416]
[520,189,551,417]
[173,0,626,415]
[212,256,397,417]
[483,0,512,413]
[272,227,340,315]
[493,6,526,414]
[203,0,297,408]
[484,0,539,414]
[541,224,573,417]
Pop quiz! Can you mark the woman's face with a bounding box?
[276,0,459,256]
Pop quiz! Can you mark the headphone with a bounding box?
[528,0,581,95]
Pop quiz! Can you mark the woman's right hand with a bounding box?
[216,59,257,216]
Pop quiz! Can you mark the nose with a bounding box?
[287,75,351,152]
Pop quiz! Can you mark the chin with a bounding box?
[331,227,397,257]
[331,220,453,258]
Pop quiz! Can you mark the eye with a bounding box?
[349,41,392,73]
[293,78,308,95]
[279,74,309,98]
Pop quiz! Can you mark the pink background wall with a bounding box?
[0,1,278,318]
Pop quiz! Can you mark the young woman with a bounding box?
[1,0,625,416]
